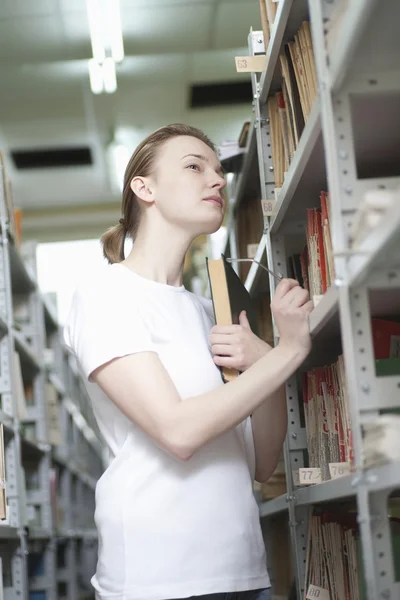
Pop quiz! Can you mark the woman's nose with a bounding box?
[212,174,227,190]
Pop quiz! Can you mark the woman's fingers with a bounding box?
[211,344,234,357]
[280,284,310,307]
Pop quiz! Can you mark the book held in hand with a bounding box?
[206,254,258,383]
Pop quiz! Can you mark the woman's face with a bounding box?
[151,135,227,236]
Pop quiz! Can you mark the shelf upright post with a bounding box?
[308,1,400,598]
[21,241,57,600]
[0,162,29,598]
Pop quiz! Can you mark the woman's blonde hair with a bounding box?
[101,123,216,264]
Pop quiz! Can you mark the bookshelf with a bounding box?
[222,1,400,598]
[0,168,105,597]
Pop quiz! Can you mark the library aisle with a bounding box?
[0,1,399,599]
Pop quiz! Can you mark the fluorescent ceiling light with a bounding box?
[103,57,117,93]
[106,0,125,63]
[86,0,106,63]
[88,58,104,94]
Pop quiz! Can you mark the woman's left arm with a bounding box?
[209,310,288,483]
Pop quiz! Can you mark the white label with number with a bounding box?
[299,468,322,485]
[235,56,266,73]
[261,199,277,217]
[306,584,330,600]
[329,462,350,479]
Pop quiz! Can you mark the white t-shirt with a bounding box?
[64,263,270,600]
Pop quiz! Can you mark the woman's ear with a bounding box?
[130,176,154,204]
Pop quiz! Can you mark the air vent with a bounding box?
[11,146,93,169]
[189,81,252,108]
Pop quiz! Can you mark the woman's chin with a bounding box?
[199,219,224,236]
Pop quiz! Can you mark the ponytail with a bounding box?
[101,222,126,264]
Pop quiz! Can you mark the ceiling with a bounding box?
[0,0,261,242]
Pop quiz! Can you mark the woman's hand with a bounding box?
[271,278,313,356]
[210,311,272,372]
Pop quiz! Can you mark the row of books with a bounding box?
[267,21,318,188]
[300,318,400,482]
[288,191,335,305]
[259,0,279,49]
[302,355,352,483]
[305,507,400,600]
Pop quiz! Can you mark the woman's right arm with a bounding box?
[92,279,313,460]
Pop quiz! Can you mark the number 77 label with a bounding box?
[299,468,322,485]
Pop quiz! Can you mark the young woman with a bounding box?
[64,123,313,600]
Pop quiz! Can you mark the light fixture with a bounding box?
[106,0,125,63]
[86,0,106,63]
[88,58,104,94]
[86,0,124,95]
[103,57,117,93]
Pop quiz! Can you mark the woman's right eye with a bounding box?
[187,164,200,171]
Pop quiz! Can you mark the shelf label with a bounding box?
[235,56,266,73]
[261,199,277,216]
[306,585,330,600]
[329,462,350,479]
[299,468,322,485]
[247,243,259,259]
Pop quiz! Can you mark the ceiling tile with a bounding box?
[213,0,262,49]
[0,15,66,63]
[118,53,187,82]
[122,3,214,54]
[0,0,58,18]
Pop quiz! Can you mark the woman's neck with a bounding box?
[122,221,194,288]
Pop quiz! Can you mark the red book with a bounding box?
[371,318,400,359]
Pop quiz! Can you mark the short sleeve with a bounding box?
[63,271,156,381]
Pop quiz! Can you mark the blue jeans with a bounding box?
[171,589,271,600]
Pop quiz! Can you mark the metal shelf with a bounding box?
[230,121,259,211]
[13,329,41,376]
[259,0,310,104]
[270,101,323,233]
[364,461,400,494]
[259,493,288,518]
[48,372,66,397]
[43,295,59,332]
[0,312,7,340]
[245,3,400,596]
[294,461,400,507]
[309,285,339,338]
[0,409,14,434]
[8,237,36,294]
[20,435,49,457]
[346,194,400,287]
[0,525,19,539]
[328,0,399,91]
[56,528,97,540]
[28,527,52,540]
[295,474,355,507]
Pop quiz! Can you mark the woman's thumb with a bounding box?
[239,310,251,330]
